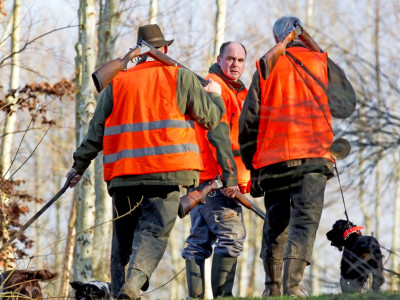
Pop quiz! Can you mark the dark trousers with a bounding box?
[260,172,327,264]
[109,185,180,295]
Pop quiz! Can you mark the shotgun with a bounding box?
[92,40,207,93]
[178,176,265,220]
[294,22,324,53]
[1,172,75,253]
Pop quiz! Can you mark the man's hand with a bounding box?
[66,168,82,188]
[221,185,240,198]
[203,78,222,95]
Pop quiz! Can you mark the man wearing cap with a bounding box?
[66,24,225,299]
[239,16,356,297]
[181,41,250,298]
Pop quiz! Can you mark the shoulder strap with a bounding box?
[285,51,333,134]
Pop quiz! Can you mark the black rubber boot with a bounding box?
[211,254,237,298]
[185,258,205,298]
[282,258,307,297]
[262,260,282,297]
[118,269,148,300]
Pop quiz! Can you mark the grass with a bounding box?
[217,291,400,300]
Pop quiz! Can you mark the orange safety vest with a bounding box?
[196,73,250,191]
[252,47,334,169]
[103,61,203,181]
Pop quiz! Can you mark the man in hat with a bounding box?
[239,16,356,297]
[181,41,250,298]
[66,24,225,299]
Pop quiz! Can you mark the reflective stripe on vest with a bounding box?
[103,61,203,181]
[252,47,334,169]
[104,119,194,136]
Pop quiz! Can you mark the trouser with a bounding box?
[109,185,180,296]
[260,172,327,264]
[182,182,246,259]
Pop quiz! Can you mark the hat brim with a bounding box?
[149,39,174,48]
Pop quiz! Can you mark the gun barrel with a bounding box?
[250,202,266,220]
[141,40,208,87]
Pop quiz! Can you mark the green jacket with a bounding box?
[205,63,246,186]
[72,67,225,193]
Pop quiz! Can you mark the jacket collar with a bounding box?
[208,63,246,92]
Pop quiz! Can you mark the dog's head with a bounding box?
[0,269,57,299]
[326,219,363,251]
[70,281,112,300]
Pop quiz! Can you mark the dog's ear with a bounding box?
[70,280,85,290]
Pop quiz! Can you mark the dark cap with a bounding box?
[137,24,174,48]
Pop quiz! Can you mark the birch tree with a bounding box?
[373,0,382,240]
[149,0,158,24]
[0,0,20,271]
[393,152,400,290]
[92,0,119,281]
[73,0,97,282]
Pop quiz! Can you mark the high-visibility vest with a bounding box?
[103,61,203,181]
[252,47,334,169]
[196,73,250,190]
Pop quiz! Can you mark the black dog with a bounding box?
[70,281,112,300]
[326,219,385,293]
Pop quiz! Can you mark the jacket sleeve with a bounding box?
[176,68,225,130]
[238,70,261,170]
[72,85,113,174]
[327,57,356,119]
[206,117,238,187]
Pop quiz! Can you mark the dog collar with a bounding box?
[343,226,364,240]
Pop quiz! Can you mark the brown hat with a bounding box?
[137,24,174,48]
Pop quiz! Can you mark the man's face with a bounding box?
[217,42,246,81]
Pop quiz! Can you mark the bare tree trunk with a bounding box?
[359,0,373,234]
[73,0,97,282]
[373,0,382,239]
[34,149,43,269]
[238,211,250,297]
[392,152,400,290]
[207,0,226,67]
[149,0,158,24]
[0,0,20,271]
[246,218,262,297]
[305,0,314,28]
[169,224,183,300]
[213,0,226,58]
[61,196,77,297]
[92,0,119,282]
[309,248,320,295]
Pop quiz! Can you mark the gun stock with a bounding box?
[92,45,147,93]
[259,29,296,78]
[178,180,222,218]
[178,179,265,220]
